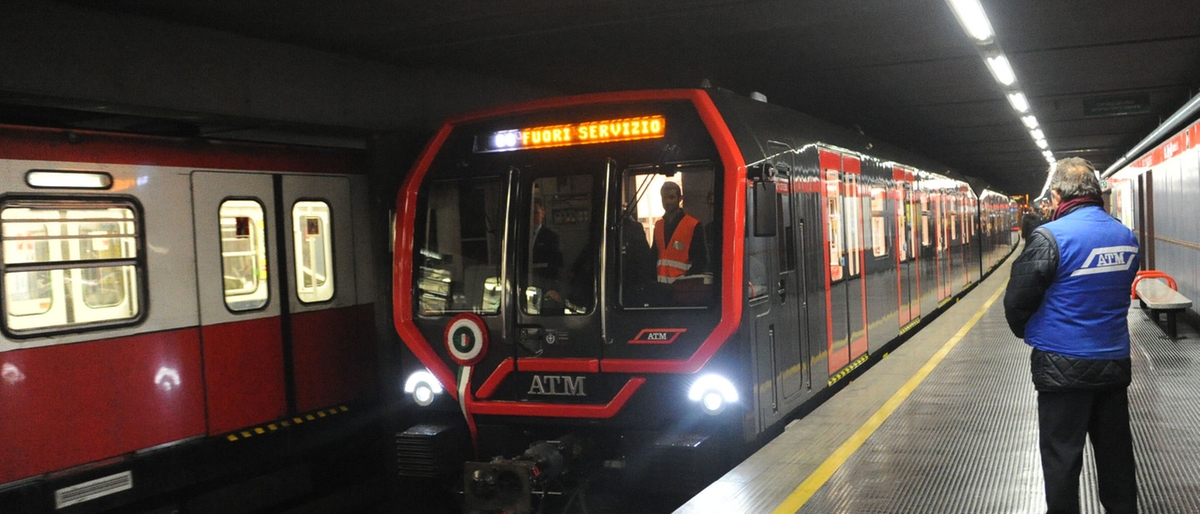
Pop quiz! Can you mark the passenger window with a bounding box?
[920,194,932,248]
[825,168,844,281]
[220,200,268,311]
[870,187,888,258]
[1,202,141,334]
[293,201,333,303]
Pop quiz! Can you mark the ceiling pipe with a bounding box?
[1102,90,1200,178]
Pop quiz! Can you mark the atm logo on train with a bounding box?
[1070,245,1139,277]
[528,375,586,397]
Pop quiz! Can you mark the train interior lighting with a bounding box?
[688,374,738,416]
[26,170,112,189]
[404,369,444,407]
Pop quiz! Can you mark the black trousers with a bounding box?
[1037,388,1137,514]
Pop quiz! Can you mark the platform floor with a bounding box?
[678,250,1200,514]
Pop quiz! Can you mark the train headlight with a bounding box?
[404,370,444,407]
[688,374,738,416]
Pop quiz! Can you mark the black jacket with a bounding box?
[1005,225,1132,392]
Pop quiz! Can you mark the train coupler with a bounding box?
[463,436,587,514]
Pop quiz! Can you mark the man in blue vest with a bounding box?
[1004,158,1140,514]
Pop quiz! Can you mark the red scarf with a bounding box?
[1052,195,1103,220]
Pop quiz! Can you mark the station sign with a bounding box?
[1082,94,1149,117]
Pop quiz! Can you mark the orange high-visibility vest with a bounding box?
[654,214,699,283]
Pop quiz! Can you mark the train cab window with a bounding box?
[521,175,595,316]
[416,178,505,315]
[620,163,714,308]
[1,201,141,334]
[220,200,268,311]
[293,201,333,303]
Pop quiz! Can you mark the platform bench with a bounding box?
[1135,278,1192,339]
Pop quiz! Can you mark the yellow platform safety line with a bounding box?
[772,281,1007,514]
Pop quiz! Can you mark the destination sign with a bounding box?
[474,115,666,153]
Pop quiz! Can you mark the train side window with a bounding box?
[844,173,862,277]
[293,201,334,303]
[220,200,268,311]
[920,194,931,248]
[825,168,844,281]
[1,201,142,334]
[870,187,888,258]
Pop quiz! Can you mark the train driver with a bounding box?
[529,195,564,313]
[653,181,708,284]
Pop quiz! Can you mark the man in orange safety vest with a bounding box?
[653,181,708,283]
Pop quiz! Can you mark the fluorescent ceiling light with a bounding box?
[1036,139,1049,149]
[1022,115,1039,129]
[1042,150,1054,159]
[1031,129,1045,140]
[1007,92,1029,113]
[985,55,1016,85]
[946,0,995,41]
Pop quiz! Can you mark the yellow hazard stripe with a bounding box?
[771,281,1006,514]
[224,405,351,442]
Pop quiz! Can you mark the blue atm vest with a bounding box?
[1026,206,1140,359]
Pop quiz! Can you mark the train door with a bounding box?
[768,143,807,400]
[843,157,868,364]
[917,185,938,316]
[936,192,952,301]
[820,150,866,376]
[279,175,366,413]
[512,166,603,365]
[192,172,361,434]
[192,172,285,434]
[895,169,917,329]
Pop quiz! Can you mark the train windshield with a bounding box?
[417,177,506,315]
[412,101,722,319]
[414,161,719,316]
[620,162,716,308]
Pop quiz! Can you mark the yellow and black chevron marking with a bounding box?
[225,405,351,442]
[827,353,870,387]
[899,317,922,335]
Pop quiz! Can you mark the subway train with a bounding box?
[0,125,380,513]
[391,88,1018,511]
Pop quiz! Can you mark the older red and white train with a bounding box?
[391,88,1018,511]
[0,125,379,513]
